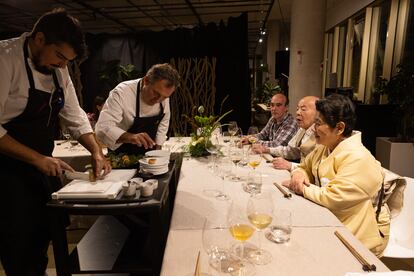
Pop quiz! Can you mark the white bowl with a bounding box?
[139,157,169,166]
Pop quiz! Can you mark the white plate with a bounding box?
[142,167,169,176]
[139,157,169,166]
[145,150,170,158]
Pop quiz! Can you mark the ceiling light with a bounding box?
[259,38,263,43]
[285,47,289,51]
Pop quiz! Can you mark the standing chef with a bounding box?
[95,63,180,154]
[0,8,111,275]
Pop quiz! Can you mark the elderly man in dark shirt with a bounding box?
[246,92,298,147]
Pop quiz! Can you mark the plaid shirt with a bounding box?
[256,113,298,147]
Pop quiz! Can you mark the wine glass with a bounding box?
[247,192,274,265]
[228,121,238,145]
[248,154,262,170]
[205,135,221,172]
[227,201,256,275]
[229,147,243,181]
[215,157,232,200]
[202,217,232,274]
[61,128,71,144]
[247,126,259,136]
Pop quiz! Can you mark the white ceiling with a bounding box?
[0,0,293,56]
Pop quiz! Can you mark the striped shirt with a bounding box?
[256,113,298,147]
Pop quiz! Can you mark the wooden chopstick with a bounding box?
[194,250,201,276]
[262,153,273,163]
[273,182,292,198]
[334,231,376,272]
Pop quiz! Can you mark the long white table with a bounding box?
[161,143,390,275]
[52,140,107,171]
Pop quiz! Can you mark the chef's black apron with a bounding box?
[114,79,165,155]
[0,38,64,276]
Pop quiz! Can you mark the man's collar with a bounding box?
[274,113,289,124]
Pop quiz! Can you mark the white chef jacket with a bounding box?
[0,33,92,139]
[95,78,170,150]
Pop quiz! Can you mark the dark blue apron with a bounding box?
[114,79,165,155]
[0,38,65,275]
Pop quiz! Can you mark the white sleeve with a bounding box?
[58,68,92,139]
[155,98,170,145]
[95,88,128,150]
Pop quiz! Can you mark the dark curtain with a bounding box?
[81,13,250,132]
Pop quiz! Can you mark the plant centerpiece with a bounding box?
[183,103,232,157]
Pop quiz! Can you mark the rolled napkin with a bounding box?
[346,271,414,276]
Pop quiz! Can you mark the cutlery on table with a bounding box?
[273,182,292,198]
[334,230,376,272]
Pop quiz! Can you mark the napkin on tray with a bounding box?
[52,169,137,199]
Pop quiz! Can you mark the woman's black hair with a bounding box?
[315,93,356,137]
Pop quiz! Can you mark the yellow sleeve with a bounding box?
[303,152,382,211]
[292,146,318,184]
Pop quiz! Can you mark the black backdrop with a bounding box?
[81,13,251,133]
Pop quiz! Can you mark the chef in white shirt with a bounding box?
[95,63,180,154]
[0,8,110,275]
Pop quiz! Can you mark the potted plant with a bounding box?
[376,61,414,177]
[99,59,140,94]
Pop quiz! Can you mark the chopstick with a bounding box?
[262,153,273,163]
[334,231,376,272]
[273,182,292,198]
[194,250,201,276]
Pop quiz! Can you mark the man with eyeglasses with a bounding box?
[0,8,111,275]
[252,96,318,171]
[95,63,180,154]
[244,92,298,147]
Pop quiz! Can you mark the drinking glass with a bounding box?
[227,201,256,276]
[229,147,243,181]
[228,121,238,145]
[247,126,259,136]
[243,171,262,195]
[203,135,223,198]
[205,135,222,172]
[266,209,292,244]
[215,157,232,200]
[61,128,71,144]
[248,154,262,170]
[202,218,232,274]
[247,192,274,265]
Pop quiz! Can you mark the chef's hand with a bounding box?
[91,152,111,179]
[36,156,74,176]
[118,132,156,149]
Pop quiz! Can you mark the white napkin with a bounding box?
[346,271,414,276]
[52,169,137,199]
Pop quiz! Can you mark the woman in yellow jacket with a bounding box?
[284,94,389,256]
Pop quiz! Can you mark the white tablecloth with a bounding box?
[161,144,390,275]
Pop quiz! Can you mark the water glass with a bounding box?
[243,171,262,194]
[267,209,292,243]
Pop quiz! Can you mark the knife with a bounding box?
[64,171,90,181]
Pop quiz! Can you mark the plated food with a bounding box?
[106,152,143,169]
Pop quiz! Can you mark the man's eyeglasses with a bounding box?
[269,103,284,107]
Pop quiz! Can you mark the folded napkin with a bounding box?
[52,169,137,199]
[346,271,414,276]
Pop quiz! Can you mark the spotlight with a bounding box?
[259,38,263,43]
[285,47,289,51]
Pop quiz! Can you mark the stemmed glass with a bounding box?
[205,134,221,172]
[247,126,259,136]
[228,121,238,145]
[202,212,232,274]
[215,157,232,200]
[229,147,243,181]
[227,201,256,276]
[248,154,262,170]
[247,192,274,265]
